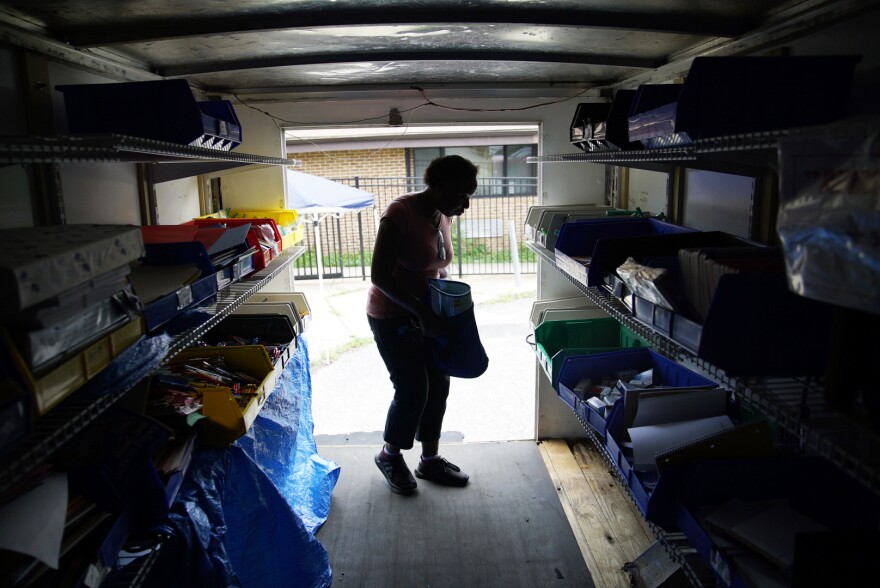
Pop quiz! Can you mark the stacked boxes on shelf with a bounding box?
[624,55,861,149]
[136,224,256,333]
[190,217,284,271]
[0,225,146,428]
[226,209,304,250]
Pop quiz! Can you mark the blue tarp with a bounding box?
[286,169,375,212]
[157,338,340,588]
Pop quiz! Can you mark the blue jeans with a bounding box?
[368,315,450,450]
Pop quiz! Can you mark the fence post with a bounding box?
[357,209,366,280]
[508,220,522,288]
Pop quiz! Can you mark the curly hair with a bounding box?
[423,155,479,188]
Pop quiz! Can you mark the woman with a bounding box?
[366,154,479,495]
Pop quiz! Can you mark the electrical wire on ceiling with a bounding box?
[410,86,592,112]
[231,85,591,163]
[232,84,593,129]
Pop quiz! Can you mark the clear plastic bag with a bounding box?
[777,116,880,315]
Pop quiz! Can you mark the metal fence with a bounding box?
[293,176,539,280]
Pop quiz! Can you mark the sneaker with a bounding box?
[375,450,417,495]
[415,457,469,487]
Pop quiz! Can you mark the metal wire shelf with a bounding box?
[0,246,305,496]
[527,129,783,165]
[0,134,299,165]
[527,240,880,495]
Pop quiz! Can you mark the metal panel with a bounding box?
[0,0,810,93]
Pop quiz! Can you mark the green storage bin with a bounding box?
[534,317,646,388]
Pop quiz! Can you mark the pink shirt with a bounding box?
[367,193,452,319]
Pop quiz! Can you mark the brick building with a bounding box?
[286,129,540,277]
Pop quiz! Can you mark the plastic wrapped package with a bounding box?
[11,288,140,373]
[777,116,880,315]
[151,337,337,588]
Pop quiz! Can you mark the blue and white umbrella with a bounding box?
[285,169,376,285]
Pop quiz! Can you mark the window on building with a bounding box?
[409,144,537,197]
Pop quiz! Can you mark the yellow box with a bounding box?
[280,225,305,249]
[227,209,299,226]
[3,316,145,416]
[172,345,277,446]
[227,209,304,250]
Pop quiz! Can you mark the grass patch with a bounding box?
[484,289,537,306]
[311,335,373,369]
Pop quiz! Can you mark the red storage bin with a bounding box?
[191,218,282,270]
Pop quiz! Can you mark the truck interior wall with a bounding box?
[1,45,33,228]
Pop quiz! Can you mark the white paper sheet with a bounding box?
[0,473,68,568]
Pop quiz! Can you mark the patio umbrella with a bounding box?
[285,169,376,287]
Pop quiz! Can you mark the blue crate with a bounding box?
[675,456,880,588]
[139,242,219,334]
[554,218,695,287]
[670,272,834,376]
[586,229,747,287]
[632,295,674,336]
[559,348,717,443]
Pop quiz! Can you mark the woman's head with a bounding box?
[424,155,479,217]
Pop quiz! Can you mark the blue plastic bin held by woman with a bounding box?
[428,279,489,379]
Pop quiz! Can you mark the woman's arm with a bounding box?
[371,218,445,336]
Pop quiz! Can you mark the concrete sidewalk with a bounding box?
[294,273,540,444]
[295,273,537,369]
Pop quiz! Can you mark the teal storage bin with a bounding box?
[533,317,646,389]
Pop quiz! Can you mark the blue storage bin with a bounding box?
[675,456,880,588]
[603,379,752,528]
[669,271,834,376]
[586,230,751,288]
[632,295,674,336]
[554,218,695,287]
[627,55,861,148]
[557,347,718,441]
[137,242,219,333]
[57,80,243,150]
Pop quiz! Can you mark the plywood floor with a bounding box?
[539,439,655,588]
[315,440,595,588]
